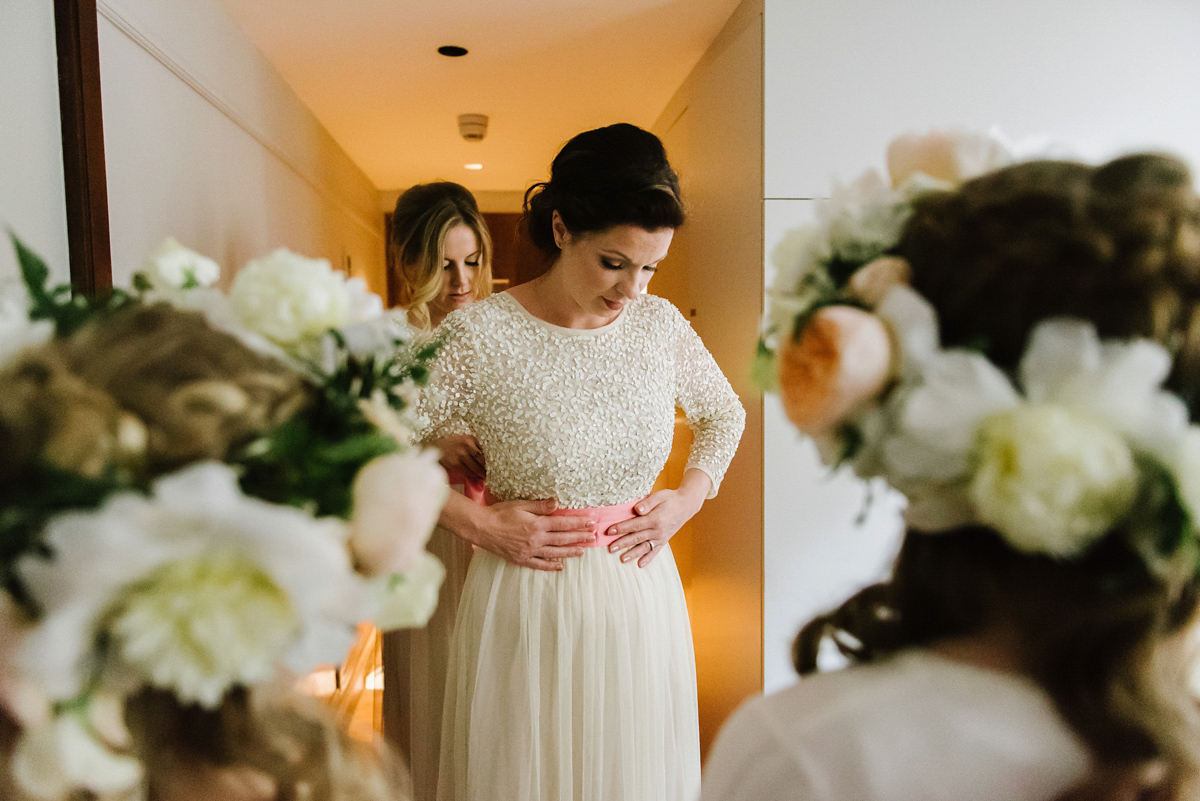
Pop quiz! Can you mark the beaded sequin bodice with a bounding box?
[423,292,744,509]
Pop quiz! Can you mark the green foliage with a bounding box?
[11,233,136,336]
[233,329,444,519]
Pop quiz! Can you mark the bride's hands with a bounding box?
[607,469,712,568]
[476,499,596,571]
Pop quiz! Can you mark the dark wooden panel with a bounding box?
[55,0,112,296]
[483,212,549,290]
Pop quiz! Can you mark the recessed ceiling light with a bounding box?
[464,163,483,170]
[438,45,468,57]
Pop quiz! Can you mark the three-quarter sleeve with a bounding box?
[671,309,746,497]
[418,312,476,444]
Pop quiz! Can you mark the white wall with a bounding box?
[762,0,1200,692]
[96,0,385,293]
[0,3,69,286]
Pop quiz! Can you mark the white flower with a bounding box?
[345,276,384,324]
[883,351,1020,488]
[818,169,912,265]
[110,551,298,707]
[970,405,1139,557]
[0,283,54,369]
[1019,319,1188,461]
[141,237,220,289]
[368,551,446,630]
[229,249,352,346]
[349,451,448,577]
[11,709,142,800]
[17,462,362,707]
[0,592,50,727]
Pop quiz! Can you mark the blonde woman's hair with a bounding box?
[389,181,493,330]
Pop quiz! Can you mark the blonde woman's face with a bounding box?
[428,224,482,326]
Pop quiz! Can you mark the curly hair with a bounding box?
[795,153,1200,800]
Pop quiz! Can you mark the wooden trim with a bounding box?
[55,0,112,296]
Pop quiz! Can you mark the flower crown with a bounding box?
[761,130,1200,575]
[1,237,448,799]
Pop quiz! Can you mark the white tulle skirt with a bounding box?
[436,544,700,801]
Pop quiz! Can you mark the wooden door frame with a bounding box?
[54,0,112,296]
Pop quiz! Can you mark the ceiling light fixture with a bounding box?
[464,163,483,170]
[438,45,468,57]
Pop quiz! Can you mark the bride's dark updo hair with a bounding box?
[523,123,685,256]
[794,152,1200,800]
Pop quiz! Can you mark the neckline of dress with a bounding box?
[499,291,630,337]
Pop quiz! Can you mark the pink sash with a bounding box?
[446,469,638,549]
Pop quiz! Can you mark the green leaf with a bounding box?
[12,233,51,308]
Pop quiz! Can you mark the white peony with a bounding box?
[368,551,446,630]
[349,451,448,577]
[1018,319,1188,462]
[11,710,142,800]
[229,249,352,346]
[969,405,1139,557]
[17,462,362,707]
[141,237,220,289]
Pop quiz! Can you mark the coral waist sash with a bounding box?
[446,469,638,549]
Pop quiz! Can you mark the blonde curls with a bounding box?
[388,182,493,330]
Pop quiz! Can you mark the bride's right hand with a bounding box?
[477,499,596,571]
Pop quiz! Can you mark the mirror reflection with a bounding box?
[3,0,1200,799]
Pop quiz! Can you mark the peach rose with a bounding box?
[778,306,893,436]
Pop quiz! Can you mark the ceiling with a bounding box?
[220,0,743,197]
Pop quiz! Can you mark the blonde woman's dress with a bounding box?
[426,292,744,801]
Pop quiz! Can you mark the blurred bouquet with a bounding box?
[0,236,447,800]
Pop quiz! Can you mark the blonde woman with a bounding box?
[389,181,493,331]
[383,181,491,800]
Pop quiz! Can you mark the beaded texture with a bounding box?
[423,292,745,508]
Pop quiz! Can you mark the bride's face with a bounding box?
[552,213,674,322]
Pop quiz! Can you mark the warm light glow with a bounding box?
[464,163,483,170]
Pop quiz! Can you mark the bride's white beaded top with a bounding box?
[424,292,745,509]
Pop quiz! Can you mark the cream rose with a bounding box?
[142,237,220,289]
[368,551,447,630]
[886,129,1012,188]
[349,451,448,577]
[969,405,1139,557]
[229,249,351,346]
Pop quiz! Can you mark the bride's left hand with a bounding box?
[607,469,712,567]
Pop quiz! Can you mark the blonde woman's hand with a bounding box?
[606,469,712,568]
[475,499,596,571]
[434,434,486,481]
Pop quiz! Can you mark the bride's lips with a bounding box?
[602,298,624,311]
